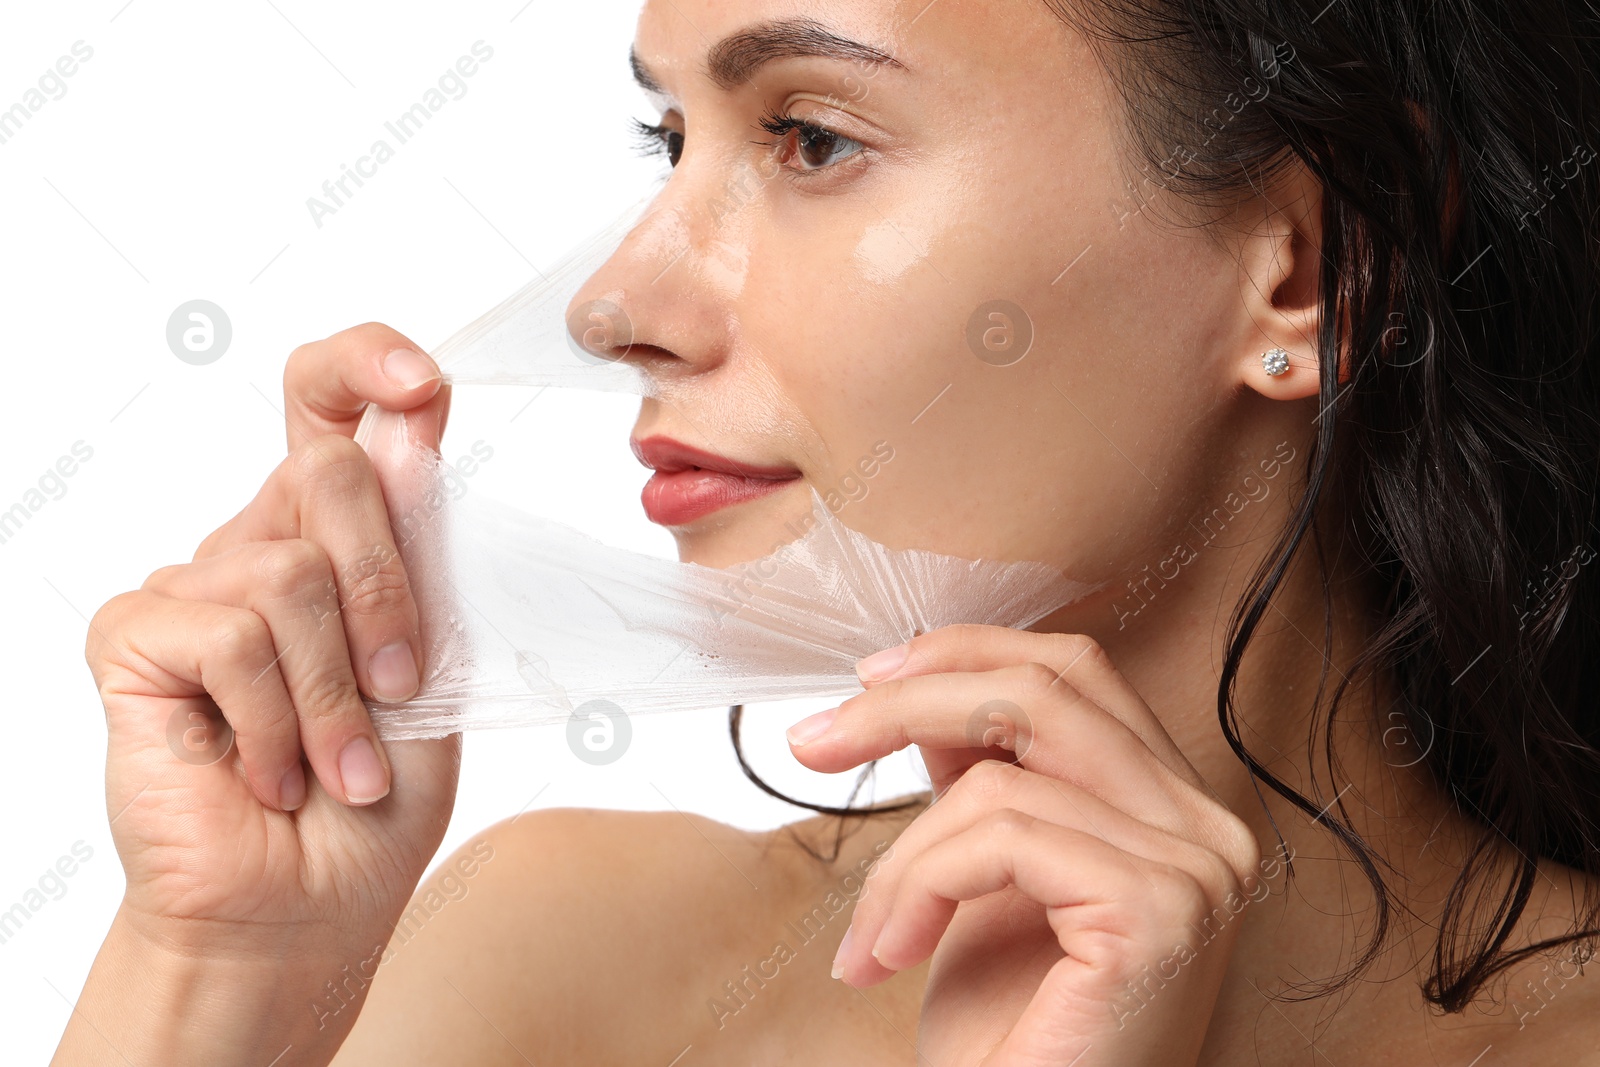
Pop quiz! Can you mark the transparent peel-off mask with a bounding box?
[354,176,1095,740]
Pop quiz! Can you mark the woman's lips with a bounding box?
[631,435,803,526]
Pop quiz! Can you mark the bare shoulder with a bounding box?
[335,793,931,1065]
[1489,869,1600,1062]
[1422,867,1600,1065]
[1485,936,1600,1061]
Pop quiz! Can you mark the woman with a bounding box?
[53,0,1600,1063]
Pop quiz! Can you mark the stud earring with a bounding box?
[1261,347,1290,377]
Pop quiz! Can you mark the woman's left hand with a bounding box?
[785,624,1265,1067]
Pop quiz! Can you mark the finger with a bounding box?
[282,322,448,452]
[856,625,1195,779]
[790,661,1199,820]
[189,435,423,709]
[840,761,1235,986]
[143,540,394,807]
[867,816,1181,977]
[91,589,305,812]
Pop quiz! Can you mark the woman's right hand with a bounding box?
[69,324,461,1060]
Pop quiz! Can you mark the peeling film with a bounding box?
[354,176,1093,740]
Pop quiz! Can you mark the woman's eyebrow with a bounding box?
[630,16,908,96]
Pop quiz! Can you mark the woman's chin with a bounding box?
[665,479,820,570]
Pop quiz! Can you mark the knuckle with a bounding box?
[851,674,906,713]
[341,543,398,587]
[1015,659,1067,701]
[284,339,317,380]
[1213,814,1263,883]
[1153,865,1212,920]
[1052,633,1111,674]
[982,806,1038,840]
[140,562,182,592]
[1064,928,1132,972]
[287,323,393,371]
[332,322,402,364]
[934,622,987,656]
[296,665,363,724]
[340,557,412,620]
[210,611,272,665]
[85,590,138,661]
[857,846,895,905]
[900,622,998,669]
[255,540,333,602]
[1193,848,1242,903]
[347,320,396,346]
[956,758,1026,805]
[288,434,375,496]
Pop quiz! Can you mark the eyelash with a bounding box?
[627,108,864,180]
[628,116,683,163]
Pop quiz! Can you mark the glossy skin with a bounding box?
[55,0,1600,1064]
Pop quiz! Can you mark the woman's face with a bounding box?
[569,0,1277,595]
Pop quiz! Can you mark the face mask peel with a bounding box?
[354,177,1094,741]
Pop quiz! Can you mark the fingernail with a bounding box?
[369,641,420,703]
[786,707,837,747]
[279,762,306,811]
[339,736,390,805]
[856,642,908,683]
[832,926,853,980]
[382,348,441,391]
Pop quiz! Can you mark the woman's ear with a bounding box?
[1231,158,1346,401]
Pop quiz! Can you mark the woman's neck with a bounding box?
[1054,460,1593,1051]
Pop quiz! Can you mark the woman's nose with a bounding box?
[563,185,737,379]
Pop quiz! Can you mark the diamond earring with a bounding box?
[1261,347,1290,376]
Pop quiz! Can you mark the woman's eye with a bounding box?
[628,117,684,166]
[627,111,865,177]
[755,110,865,174]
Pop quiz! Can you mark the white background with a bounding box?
[0,3,927,1060]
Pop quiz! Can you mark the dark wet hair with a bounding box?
[728,705,926,863]
[734,0,1600,1014]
